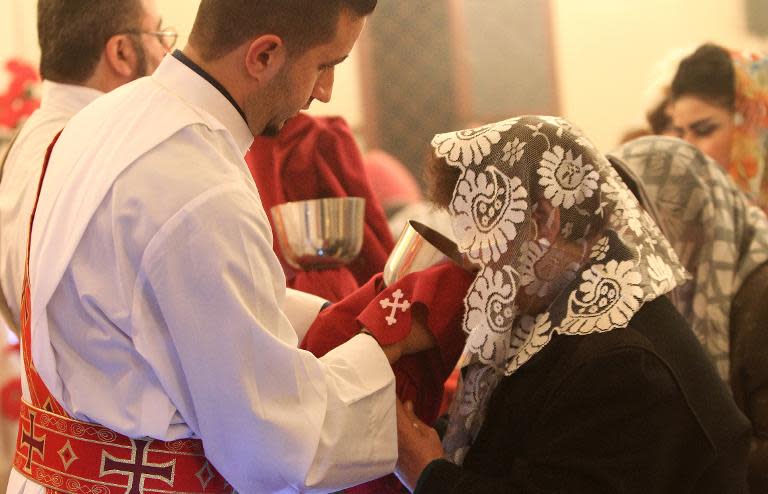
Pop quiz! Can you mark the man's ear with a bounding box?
[103,34,138,79]
[244,35,287,84]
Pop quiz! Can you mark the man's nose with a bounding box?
[312,70,334,104]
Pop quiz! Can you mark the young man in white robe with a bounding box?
[0,2,169,492]
[8,1,432,493]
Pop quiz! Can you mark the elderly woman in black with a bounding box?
[393,116,750,493]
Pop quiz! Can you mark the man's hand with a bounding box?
[379,304,434,364]
[395,399,444,492]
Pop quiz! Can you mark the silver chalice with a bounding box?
[270,197,366,270]
[383,220,468,286]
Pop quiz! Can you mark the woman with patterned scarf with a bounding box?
[610,135,768,492]
[668,43,768,210]
[394,116,750,493]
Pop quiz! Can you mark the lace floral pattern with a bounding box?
[451,167,528,263]
[502,138,527,167]
[464,266,518,366]
[436,117,688,464]
[601,173,644,236]
[590,236,610,261]
[433,119,517,167]
[506,313,553,371]
[561,260,644,334]
[539,146,599,209]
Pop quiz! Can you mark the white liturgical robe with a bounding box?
[7,55,397,494]
[0,81,103,327]
[0,81,103,494]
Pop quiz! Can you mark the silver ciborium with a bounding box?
[270,197,366,270]
[383,220,467,286]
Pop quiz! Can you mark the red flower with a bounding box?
[0,58,40,130]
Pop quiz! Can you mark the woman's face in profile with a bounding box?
[669,95,735,167]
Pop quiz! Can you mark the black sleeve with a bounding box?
[415,346,714,494]
[730,262,768,490]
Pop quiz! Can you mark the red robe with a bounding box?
[301,262,474,494]
[246,114,395,301]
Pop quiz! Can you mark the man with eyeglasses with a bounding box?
[0,0,172,335]
[0,1,171,491]
[5,1,447,493]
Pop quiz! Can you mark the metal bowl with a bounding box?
[383,220,468,286]
[270,197,366,270]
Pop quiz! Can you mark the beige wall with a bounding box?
[0,1,38,91]
[551,0,767,150]
[2,1,766,150]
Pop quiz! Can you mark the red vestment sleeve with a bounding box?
[300,262,473,494]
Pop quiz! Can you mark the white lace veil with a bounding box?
[431,116,688,464]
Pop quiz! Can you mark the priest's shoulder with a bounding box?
[65,77,225,145]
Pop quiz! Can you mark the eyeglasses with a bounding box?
[121,27,178,51]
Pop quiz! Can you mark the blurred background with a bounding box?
[1,0,767,183]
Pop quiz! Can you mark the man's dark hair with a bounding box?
[189,0,377,61]
[38,0,144,84]
[671,43,736,112]
[425,153,460,210]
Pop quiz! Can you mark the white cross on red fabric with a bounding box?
[379,289,411,326]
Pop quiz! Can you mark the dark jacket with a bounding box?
[613,155,768,492]
[415,296,751,493]
[731,261,768,491]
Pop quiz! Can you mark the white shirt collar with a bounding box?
[151,55,254,156]
[39,80,104,116]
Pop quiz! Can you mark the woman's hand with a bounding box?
[395,399,444,492]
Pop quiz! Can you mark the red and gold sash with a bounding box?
[13,133,233,493]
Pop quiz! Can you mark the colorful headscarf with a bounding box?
[610,136,768,382]
[727,50,768,209]
[431,116,688,464]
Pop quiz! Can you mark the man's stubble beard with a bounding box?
[129,35,149,80]
[260,123,282,137]
[257,65,295,137]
